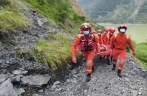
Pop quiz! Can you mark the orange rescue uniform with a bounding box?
[105,33,114,45]
[110,33,135,71]
[97,34,102,44]
[71,34,99,74]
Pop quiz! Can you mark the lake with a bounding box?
[98,23,147,43]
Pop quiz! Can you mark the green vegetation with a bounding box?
[0,0,28,31]
[127,41,147,69]
[25,0,85,34]
[35,33,81,71]
[135,42,147,69]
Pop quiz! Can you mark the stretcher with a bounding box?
[96,45,111,56]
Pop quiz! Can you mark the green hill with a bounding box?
[76,0,147,24]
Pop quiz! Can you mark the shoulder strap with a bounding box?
[126,34,129,39]
[114,33,129,39]
[114,34,117,38]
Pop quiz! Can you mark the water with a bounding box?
[98,23,147,43]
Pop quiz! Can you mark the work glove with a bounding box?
[72,58,77,63]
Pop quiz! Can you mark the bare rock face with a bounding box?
[0,79,18,96]
[69,0,86,16]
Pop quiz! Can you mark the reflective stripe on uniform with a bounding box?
[86,69,92,72]
[118,67,123,70]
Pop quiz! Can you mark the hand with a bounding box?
[95,48,99,53]
[133,51,136,56]
[72,58,77,63]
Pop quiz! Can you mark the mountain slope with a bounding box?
[76,0,147,23]
[70,0,86,16]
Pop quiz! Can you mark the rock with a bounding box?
[38,89,44,93]
[0,74,7,84]
[32,93,41,96]
[0,60,3,64]
[54,81,60,85]
[131,90,138,96]
[11,75,23,82]
[21,74,51,86]
[0,79,18,96]
[14,88,25,95]
[12,70,28,75]
[138,92,142,95]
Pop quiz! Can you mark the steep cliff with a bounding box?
[70,0,86,16]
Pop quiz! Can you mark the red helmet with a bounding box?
[118,24,127,30]
[91,29,96,33]
[97,29,102,33]
[109,27,115,33]
[104,27,110,33]
[80,22,92,32]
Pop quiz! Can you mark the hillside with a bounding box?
[69,0,86,16]
[76,0,147,23]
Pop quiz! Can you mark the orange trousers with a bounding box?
[112,48,126,71]
[82,50,95,74]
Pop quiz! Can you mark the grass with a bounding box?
[0,0,28,31]
[128,41,147,69]
[135,42,147,69]
[25,0,84,33]
[35,33,74,71]
[25,0,104,35]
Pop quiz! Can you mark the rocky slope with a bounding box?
[0,1,71,96]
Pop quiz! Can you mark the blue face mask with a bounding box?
[83,31,89,35]
[120,29,126,33]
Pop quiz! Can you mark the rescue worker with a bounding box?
[110,24,136,78]
[71,22,99,82]
[101,27,109,45]
[91,29,96,34]
[105,27,116,65]
[97,29,103,44]
[106,27,116,45]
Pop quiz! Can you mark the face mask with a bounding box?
[98,33,101,35]
[83,31,89,35]
[120,29,126,33]
[110,33,113,35]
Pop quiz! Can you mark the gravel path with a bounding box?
[34,55,147,96]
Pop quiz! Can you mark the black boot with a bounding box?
[83,58,86,62]
[111,57,113,62]
[92,66,94,73]
[107,59,111,65]
[68,63,75,70]
[112,64,116,70]
[86,74,91,82]
[117,70,122,78]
